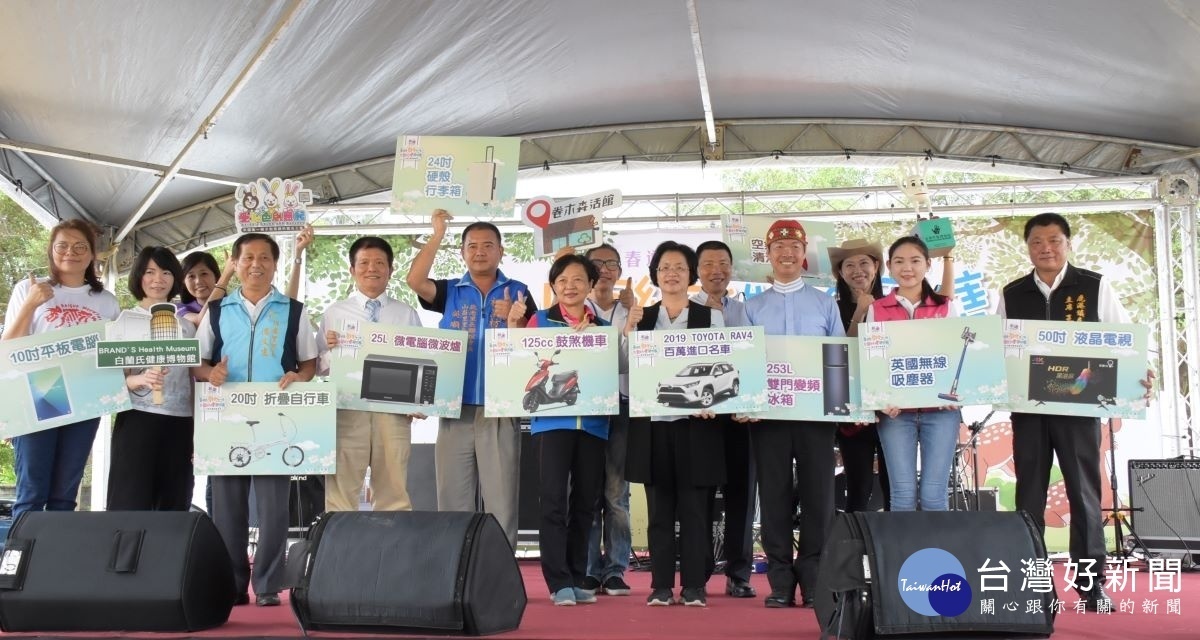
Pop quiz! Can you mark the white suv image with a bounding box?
[656,362,740,408]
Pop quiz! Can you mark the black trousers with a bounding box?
[536,429,605,593]
[1012,413,1106,582]
[751,420,837,598]
[107,410,194,511]
[836,424,890,512]
[710,416,756,581]
[211,475,290,596]
[647,421,713,591]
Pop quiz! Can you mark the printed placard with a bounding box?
[0,322,131,437]
[1002,319,1148,418]
[521,190,620,257]
[723,215,836,285]
[234,178,311,234]
[391,135,520,217]
[749,336,875,422]
[858,316,1006,409]
[628,326,768,417]
[328,322,467,418]
[193,381,336,476]
[96,340,200,368]
[483,327,619,417]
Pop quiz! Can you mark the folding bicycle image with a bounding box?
[228,412,304,468]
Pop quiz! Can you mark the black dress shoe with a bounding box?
[726,578,756,598]
[801,593,815,608]
[1080,584,1112,613]
[233,593,250,606]
[764,591,796,608]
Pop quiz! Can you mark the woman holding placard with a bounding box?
[2,220,120,518]
[509,253,610,607]
[106,247,196,511]
[623,241,725,608]
[868,235,961,512]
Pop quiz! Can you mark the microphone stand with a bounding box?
[1099,418,1150,561]
[950,409,993,511]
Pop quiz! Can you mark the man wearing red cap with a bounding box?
[743,218,844,609]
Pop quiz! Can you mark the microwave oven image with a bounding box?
[360,354,438,405]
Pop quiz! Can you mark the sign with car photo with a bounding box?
[193,381,337,476]
[628,326,768,417]
[482,326,620,418]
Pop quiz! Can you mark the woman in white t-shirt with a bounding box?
[106,247,196,511]
[2,220,120,519]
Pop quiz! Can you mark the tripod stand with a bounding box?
[1100,418,1152,560]
[949,410,993,511]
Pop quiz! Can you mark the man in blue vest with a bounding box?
[407,209,536,548]
[196,232,319,607]
[997,212,1153,613]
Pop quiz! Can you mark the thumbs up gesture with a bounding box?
[493,286,514,320]
[24,273,54,308]
[208,355,230,387]
[618,276,635,309]
[624,303,643,336]
[507,291,528,327]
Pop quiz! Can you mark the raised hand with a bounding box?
[619,277,635,309]
[295,224,315,252]
[431,209,452,238]
[494,286,514,321]
[209,355,229,387]
[624,303,643,335]
[553,245,576,261]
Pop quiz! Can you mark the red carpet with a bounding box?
[2,560,1198,639]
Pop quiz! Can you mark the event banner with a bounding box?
[723,215,836,286]
[1002,319,1149,418]
[193,381,336,476]
[328,321,467,418]
[483,327,620,418]
[858,316,1007,410]
[751,336,875,423]
[233,177,311,234]
[0,322,131,437]
[628,326,768,417]
[391,135,520,217]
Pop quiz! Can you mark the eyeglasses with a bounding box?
[656,265,690,274]
[590,259,620,270]
[52,242,91,256]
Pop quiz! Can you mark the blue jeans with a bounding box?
[12,418,101,518]
[876,409,960,512]
[587,399,631,580]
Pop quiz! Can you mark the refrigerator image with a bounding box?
[823,342,851,415]
[466,145,498,206]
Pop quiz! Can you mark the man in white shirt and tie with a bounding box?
[319,237,423,511]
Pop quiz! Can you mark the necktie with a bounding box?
[366,298,381,323]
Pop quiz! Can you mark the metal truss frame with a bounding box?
[1155,194,1200,458]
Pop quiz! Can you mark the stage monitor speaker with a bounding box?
[287,510,526,636]
[1129,459,1200,562]
[816,511,1054,639]
[0,511,235,632]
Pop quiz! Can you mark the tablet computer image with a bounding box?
[1027,355,1118,406]
[27,365,73,422]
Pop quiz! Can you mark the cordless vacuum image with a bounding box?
[522,350,579,413]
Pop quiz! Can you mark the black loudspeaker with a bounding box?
[0,511,235,632]
[1129,459,1200,561]
[288,510,526,636]
[816,511,1054,639]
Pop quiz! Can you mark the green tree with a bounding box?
[0,194,52,322]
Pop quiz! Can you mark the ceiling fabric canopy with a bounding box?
[2,0,1200,256]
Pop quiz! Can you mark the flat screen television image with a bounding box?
[1027,355,1118,406]
[27,366,73,422]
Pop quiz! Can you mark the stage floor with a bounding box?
[2,560,1198,639]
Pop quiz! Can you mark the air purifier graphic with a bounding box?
[466,145,498,206]
[823,343,850,415]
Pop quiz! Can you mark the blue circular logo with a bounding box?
[897,548,972,617]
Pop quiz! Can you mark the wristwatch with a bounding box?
[294,257,303,265]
